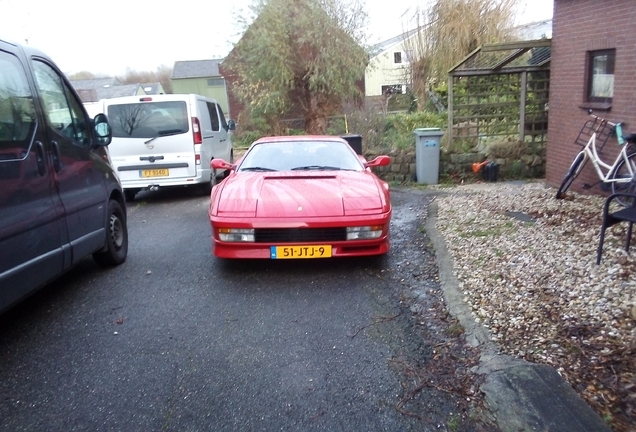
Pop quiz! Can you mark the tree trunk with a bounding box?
[305,114,327,134]
[303,81,329,135]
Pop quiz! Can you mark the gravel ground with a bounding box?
[433,181,635,431]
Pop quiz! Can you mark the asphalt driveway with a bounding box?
[0,187,487,431]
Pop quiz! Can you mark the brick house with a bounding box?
[546,0,636,194]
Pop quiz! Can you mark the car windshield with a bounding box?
[237,140,364,172]
[107,101,188,138]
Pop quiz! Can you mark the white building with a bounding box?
[364,20,552,99]
[364,28,420,97]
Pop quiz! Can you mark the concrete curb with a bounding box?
[425,198,612,432]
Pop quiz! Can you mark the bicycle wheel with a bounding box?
[556,152,586,199]
[609,151,636,206]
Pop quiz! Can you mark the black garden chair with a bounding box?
[596,193,636,264]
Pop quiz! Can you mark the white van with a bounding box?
[102,94,235,201]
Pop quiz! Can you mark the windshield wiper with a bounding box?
[291,165,342,171]
[144,129,183,145]
[240,167,278,172]
[158,129,184,136]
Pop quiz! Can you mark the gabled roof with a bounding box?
[172,59,223,79]
[514,19,552,40]
[370,19,553,60]
[139,82,165,94]
[98,84,142,99]
[73,82,142,102]
[370,27,422,57]
[70,77,122,90]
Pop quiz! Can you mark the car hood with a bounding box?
[214,171,387,218]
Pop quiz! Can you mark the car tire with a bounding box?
[93,199,128,266]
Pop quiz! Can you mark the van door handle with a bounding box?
[35,141,47,176]
[220,138,226,142]
[51,140,62,172]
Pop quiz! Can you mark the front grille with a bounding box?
[255,227,347,243]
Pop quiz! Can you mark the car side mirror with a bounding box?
[93,113,112,146]
[227,119,236,131]
[366,155,390,168]
[211,159,234,171]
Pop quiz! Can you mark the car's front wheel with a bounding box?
[93,199,128,266]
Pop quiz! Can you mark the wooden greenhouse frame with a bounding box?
[447,39,551,152]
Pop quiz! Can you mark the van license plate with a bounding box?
[141,169,169,178]
[270,245,332,259]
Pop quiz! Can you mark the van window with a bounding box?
[32,60,90,146]
[206,102,220,132]
[107,101,188,138]
[216,103,229,131]
[0,51,37,158]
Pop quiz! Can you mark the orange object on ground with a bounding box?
[472,160,490,173]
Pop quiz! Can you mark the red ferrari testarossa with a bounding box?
[208,135,392,259]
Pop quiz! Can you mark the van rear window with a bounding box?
[107,101,188,138]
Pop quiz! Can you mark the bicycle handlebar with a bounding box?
[588,110,627,144]
[588,110,618,127]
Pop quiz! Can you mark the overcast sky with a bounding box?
[0,0,553,76]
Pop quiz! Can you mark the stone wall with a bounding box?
[367,151,417,183]
[367,149,546,183]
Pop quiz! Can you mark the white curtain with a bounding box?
[591,74,614,98]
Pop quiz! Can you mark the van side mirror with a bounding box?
[93,113,112,146]
[227,119,236,131]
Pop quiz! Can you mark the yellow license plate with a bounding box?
[270,245,332,259]
[141,169,169,178]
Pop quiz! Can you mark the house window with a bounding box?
[393,52,402,64]
[587,49,615,102]
[382,84,404,95]
[207,78,225,87]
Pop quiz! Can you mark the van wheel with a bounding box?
[93,200,128,266]
[200,169,217,195]
[124,189,138,202]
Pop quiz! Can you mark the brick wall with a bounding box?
[547,0,636,195]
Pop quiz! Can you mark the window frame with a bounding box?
[207,78,225,87]
[393,52,402,64]
[381,84,404,96]
[0,51,37,157]
[586,49,615,104]
[32,59,91,146]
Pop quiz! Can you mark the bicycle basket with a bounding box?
[574,117,614,152]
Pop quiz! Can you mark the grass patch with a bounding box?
[447,413,461,431]
[447,321,465,337]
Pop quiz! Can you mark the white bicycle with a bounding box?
[556,113,636,207]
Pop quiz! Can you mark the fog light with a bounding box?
[346,225,383,240]
[218,228,255,242]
